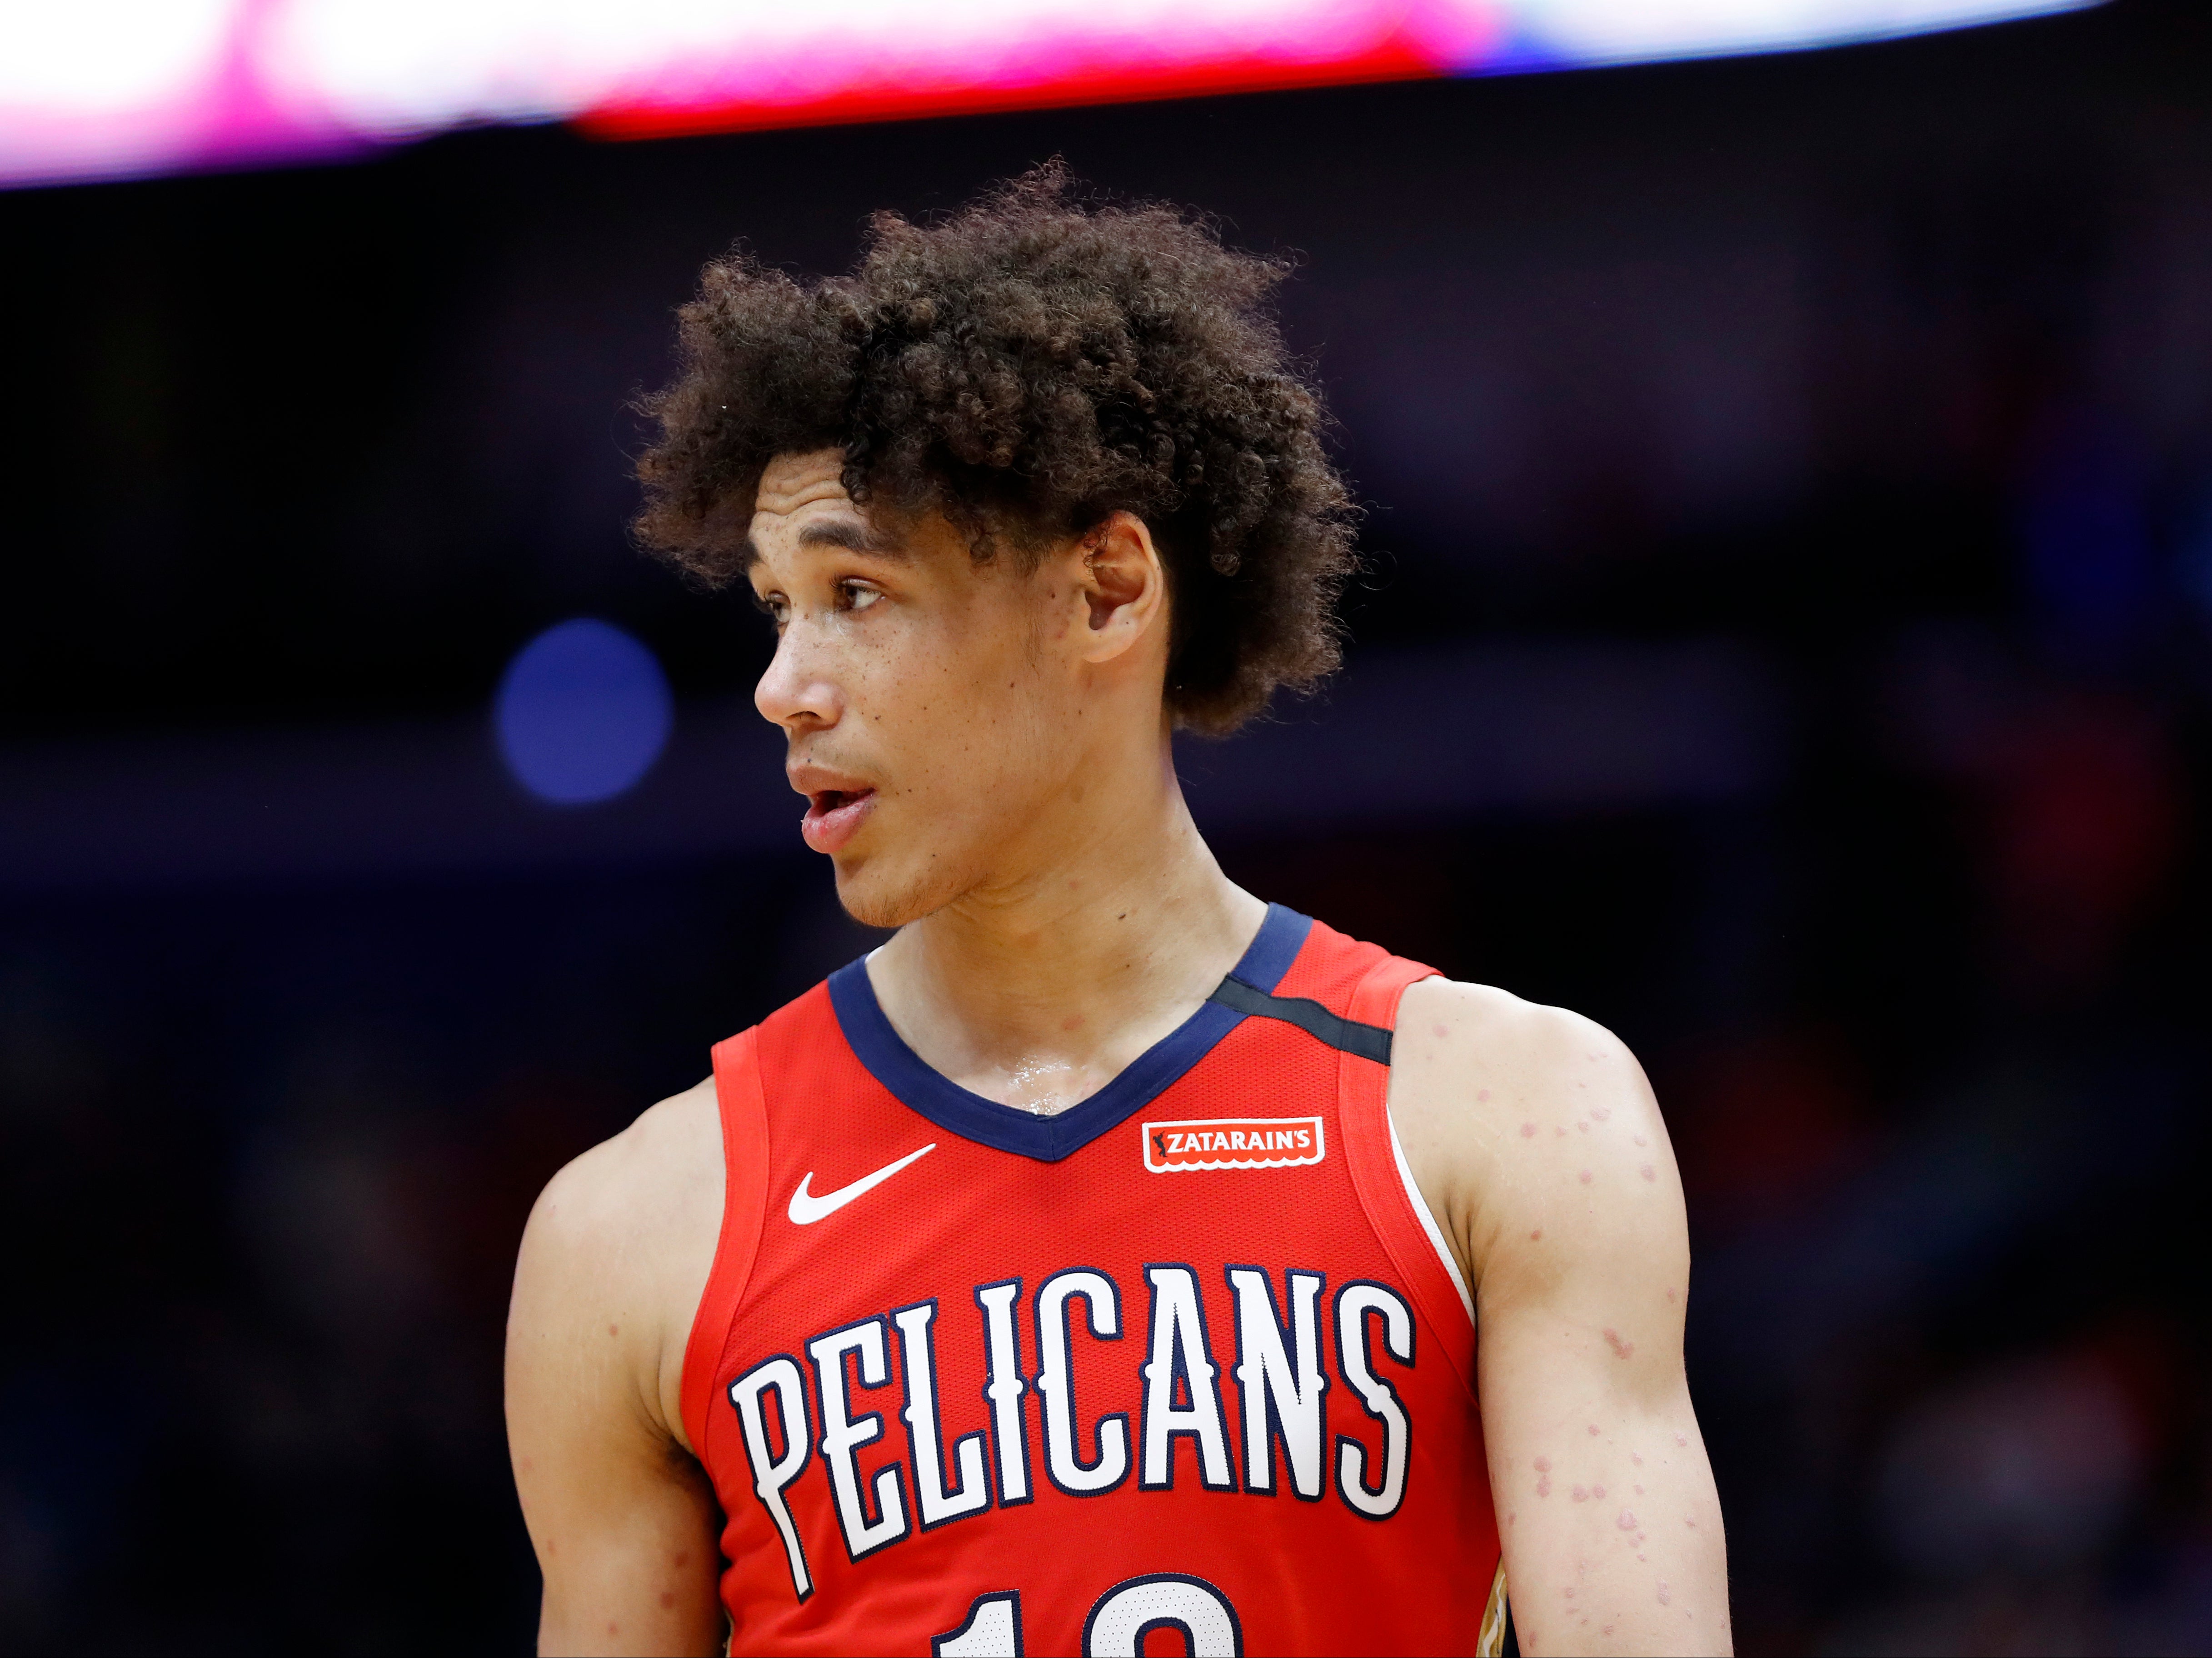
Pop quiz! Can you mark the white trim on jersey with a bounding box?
[1386,1110,1477,1330]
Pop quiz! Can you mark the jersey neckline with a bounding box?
[825,903,1313,1163]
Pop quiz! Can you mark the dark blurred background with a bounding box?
[5,1,2211,1651]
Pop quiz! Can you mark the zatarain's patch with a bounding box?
[1143,1115,1325,1172]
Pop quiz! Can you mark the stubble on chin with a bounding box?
[834,852,962,932]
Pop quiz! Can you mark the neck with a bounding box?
[867,737,1266,1115]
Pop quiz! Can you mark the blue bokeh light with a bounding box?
[494,618,674,805]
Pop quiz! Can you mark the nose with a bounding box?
[754,620,844,733]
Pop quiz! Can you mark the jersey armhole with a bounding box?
[1338,956,1482,1404]
[679,1026,772,1465]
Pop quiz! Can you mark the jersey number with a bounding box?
[933,1574,1242,1656]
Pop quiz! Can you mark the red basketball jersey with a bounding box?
[681,906,1506,1656]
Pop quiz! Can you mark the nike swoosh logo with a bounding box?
[788,1142,937,1225]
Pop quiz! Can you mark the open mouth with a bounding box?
[800,787,877,854]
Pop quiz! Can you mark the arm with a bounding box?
[1392,981,1731,1657]
[506,1082,729,1657]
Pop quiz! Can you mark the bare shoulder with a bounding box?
[1388,978,1683,1287]
[527,1076,724,1260]
[509,1076,726,1448]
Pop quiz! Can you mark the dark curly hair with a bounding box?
[631,165,1357,734]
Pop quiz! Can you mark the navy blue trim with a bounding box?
[1208,978,1393,1063]
[827,904,1313,1163]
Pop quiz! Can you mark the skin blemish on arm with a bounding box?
[1674,1432,1687,1445]
[1618,1509,1637,1530]
[1520,1121,1536,1137]
[1573,1486,1588,1501]
[1537,1477,1552,1496]
[1433,1024,1450,1038]
[1591,1105,1610,1120]
[1529,1228,1543,1241]
[1579,1169,1593,1184]
[1478,1088,1493,1101]
[1657,1583,1672,1605]
[1603,1328,1634,1359]
[607,1324,619,1337]
[1634,1134,1647,1147]
[1534,1457,1551,1472]
[1640,1164,1656,1180]
[659,1592,676,1609]
[1578,1120,1590,1132]
[1592,1484,1605,1498]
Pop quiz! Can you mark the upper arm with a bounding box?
[505,1086,727,1658]
[1390,981,1731,1657]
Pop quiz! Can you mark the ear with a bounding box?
[1074,511,1167,665]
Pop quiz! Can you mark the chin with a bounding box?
[833,854,958,931]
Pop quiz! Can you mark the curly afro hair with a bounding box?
[632,164,1357,735]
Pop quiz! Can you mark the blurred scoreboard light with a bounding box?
[1,0,2097,189]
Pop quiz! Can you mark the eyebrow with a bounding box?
[742,517,906,571]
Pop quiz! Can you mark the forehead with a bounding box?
[754,449,851,522]
[747,449,883,574]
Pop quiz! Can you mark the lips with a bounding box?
[800,787,877,855]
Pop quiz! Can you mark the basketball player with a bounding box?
[506,170,1731,1656]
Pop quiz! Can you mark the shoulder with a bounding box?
[509,1077,726,1444]
[526,1075,724,1260]
[1388,978,1682,1286]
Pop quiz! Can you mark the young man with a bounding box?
[506,170,1731,1656]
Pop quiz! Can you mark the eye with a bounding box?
[751,589,789,628]
[838,580,882,612]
